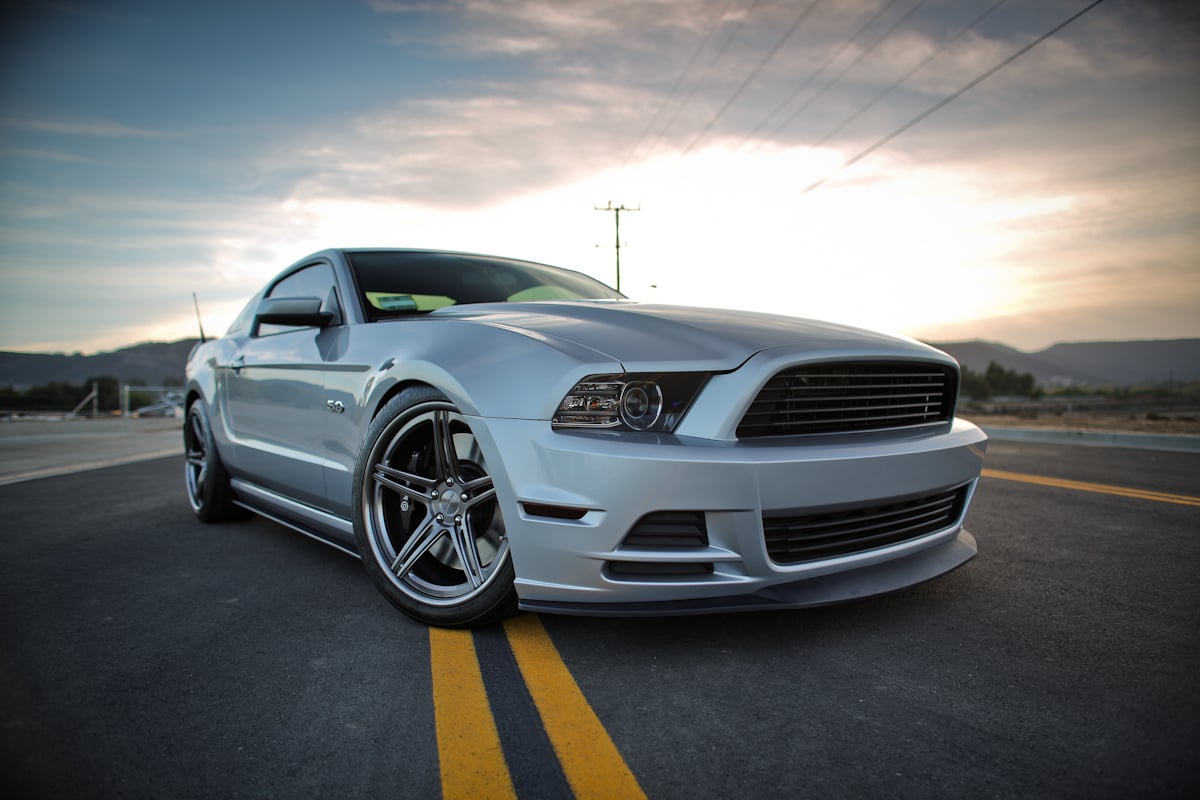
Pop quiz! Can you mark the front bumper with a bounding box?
[471,417,987,614]
[521,531,978,616]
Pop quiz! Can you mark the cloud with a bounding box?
[1,0,1196,354]
[1,116,180,138]
[267,77,654,209]
[376,0,714,54]
[0,147,100,165]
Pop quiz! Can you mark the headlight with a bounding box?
[553,373,709,433]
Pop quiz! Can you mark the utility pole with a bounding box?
[594,201,639,292]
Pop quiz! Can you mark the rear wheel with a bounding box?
[352,387,517,628]
[184,400,240,522]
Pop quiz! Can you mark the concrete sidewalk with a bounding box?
[0,417,184,486]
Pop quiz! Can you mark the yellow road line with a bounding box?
[982,469,1200,507]
[429,627,517,800]
[503,614,647,800]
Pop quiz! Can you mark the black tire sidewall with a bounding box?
[186,400,239,523]
[351,387,517,628]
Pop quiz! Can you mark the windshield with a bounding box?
[347,251,625,320]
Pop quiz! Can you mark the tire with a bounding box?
[184,400,242,522]
[352,387,517,628]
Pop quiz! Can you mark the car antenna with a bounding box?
[192,292,207,343]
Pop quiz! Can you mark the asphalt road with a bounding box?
[1,441,1197,799]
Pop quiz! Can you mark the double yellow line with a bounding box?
[430,614,646,800]
[431,467,1196,797]
[982,469,1200,507]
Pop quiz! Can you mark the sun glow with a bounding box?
[160,144,1100,350]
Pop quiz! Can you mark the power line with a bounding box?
[739,0,904,150]
[769,0,929,143]
[802,0,1109,194]
[621,0,742,169]
[682,0,821,155]
[811,0,1009,149]
[638,0,763,164]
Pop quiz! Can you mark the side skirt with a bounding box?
[231,478,360,559]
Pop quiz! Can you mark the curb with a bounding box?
[982,427,1200,454]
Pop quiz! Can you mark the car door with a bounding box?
[222,260,342,509]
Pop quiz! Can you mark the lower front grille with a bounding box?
[764,486,969,565]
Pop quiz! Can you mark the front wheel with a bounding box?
[352,387,517,628]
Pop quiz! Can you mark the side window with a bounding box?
[257,262,341,337]
[225,295,259,337]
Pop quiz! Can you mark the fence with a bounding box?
[120,386,185,418]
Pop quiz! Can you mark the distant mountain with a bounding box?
[2,336,1197,390]
[0,339,200,388]
[931,339,1200,388]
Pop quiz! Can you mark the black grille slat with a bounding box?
[758,382,946,394]
[741,406,943,422]
[764,487,968,565]
[770,495,957,539]
[738,361,957,437]
[773,520,952,561]
[750,393,947,407]
[746,397,946,410]
[770,508,958,556]
[752,395,945,406]
[606,561,713,577]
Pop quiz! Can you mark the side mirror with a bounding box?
[253,296,335,334]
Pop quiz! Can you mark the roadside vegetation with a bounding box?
[960,362,1040,401]
[0,376,179,414]
[959,362,1199,434]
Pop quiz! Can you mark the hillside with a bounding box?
[2,337,1197,390]
[930,339,1200,388]
[0,339,200,388]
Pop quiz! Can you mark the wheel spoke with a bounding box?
[390,517,443,580]
[462,475,496,510]
[185,442,207,485]
[431,409,460,482]
[449,519,486,588]
[373,463,436,497]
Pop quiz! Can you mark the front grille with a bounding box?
[763,486,969,565]
[737,361,956,438]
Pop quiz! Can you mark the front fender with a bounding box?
[184,337,242,456]
[354,319,622,422]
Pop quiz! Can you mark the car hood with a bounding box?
[435,301,950,372]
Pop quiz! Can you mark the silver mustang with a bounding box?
[185,248,987,627]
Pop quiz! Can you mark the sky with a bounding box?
[0,0,1196,355]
